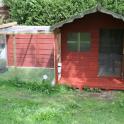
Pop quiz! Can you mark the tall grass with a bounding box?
[0,78,73,95]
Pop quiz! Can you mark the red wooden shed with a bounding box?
[52,5,124,90]
[0,5,124,90]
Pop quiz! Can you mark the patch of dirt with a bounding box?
[83,91,117,101]
[90,91,115,100]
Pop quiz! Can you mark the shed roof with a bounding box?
[51,4,124,31]
[0,25,51,35]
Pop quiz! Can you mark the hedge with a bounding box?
[3,0,124,25]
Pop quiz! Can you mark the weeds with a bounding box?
[0,78,73,95]
[83,86,102,93]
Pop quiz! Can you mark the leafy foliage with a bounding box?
[3,0,124,25]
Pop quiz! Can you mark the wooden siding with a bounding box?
[7,34,54,68]
[60,12,124,90]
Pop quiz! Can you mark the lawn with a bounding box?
[0,81,124,124]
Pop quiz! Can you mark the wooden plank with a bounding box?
[10,50,53,55]
[54,32,58,83]
[0,22,17,29]
[14,44,53,49]
[15,34,54,38]
[57,33,61,63]
[9,53,53,57]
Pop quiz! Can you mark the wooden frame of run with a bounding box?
[0,22,17,29]
[0,24,56,84]
[53,29,62,83]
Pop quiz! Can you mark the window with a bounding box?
[67,32,91,52]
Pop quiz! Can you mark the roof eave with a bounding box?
[51,5,124,31]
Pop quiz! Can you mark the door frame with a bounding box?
[122,35,124,79]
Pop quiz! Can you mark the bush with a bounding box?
[3,0,124,26]
[3,0,96,25]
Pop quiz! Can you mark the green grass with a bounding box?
[0,81,124,124]
[0,67,55,81]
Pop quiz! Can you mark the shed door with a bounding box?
[99,29,123,77]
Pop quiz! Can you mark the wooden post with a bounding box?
[54,30,59,84]
[57,32,61,63]
[13,34,16,67]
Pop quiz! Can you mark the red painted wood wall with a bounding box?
[7,34,54,68]
[60,12,124,89]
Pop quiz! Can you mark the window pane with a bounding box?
[67,33,78,51]
[80,33,91,51]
